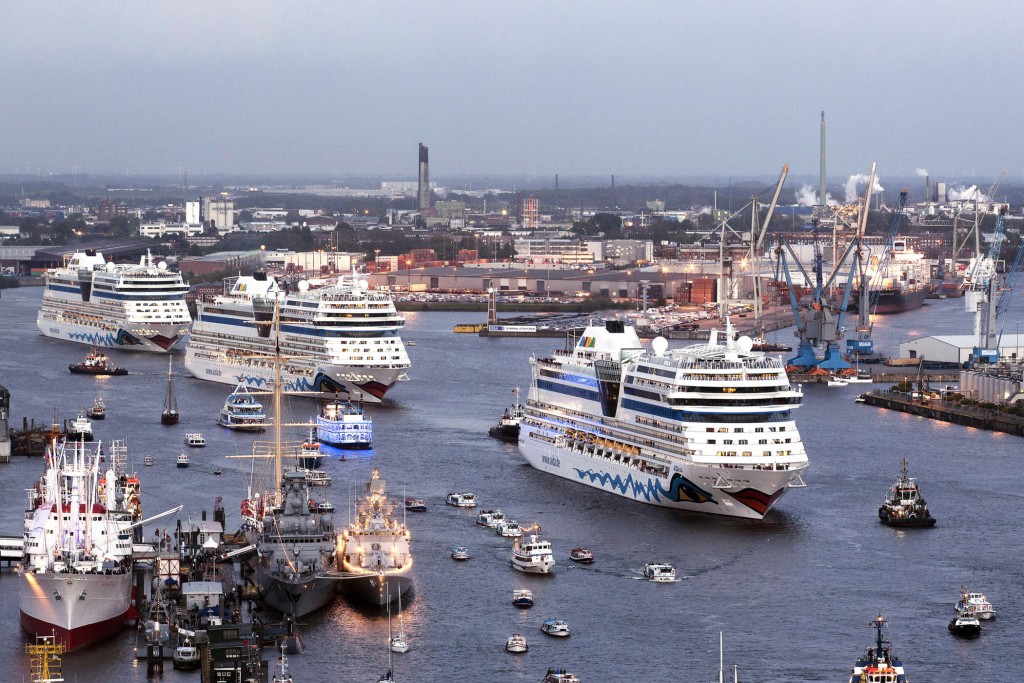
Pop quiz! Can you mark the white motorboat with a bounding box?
[144,455,154,466]
[176,452,189,468]
[505,633,528,653]
[827,376,850,387]
[496,520,524,538]
[643,562,676,582]
[540,619,570,637]
[475,509,506,527]
[512,589,534,608]
[511,534,554,574]
[67,413,94,441]
[956,589,996,620]
[451,546,470,561]
[446,492,477,508]
[543,669,580,683]
[184,433,206,448]
[172,637,200,670]
[299,468,332,487]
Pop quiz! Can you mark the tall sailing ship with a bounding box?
[184,271,410,401]
[37,249,191,352]
[518,319,809,520]
[19,438,137,650]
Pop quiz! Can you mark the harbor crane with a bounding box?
[968,205,1008,364]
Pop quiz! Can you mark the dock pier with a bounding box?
[862,391,1024,437]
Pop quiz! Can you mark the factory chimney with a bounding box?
[925,174,930,204]
[818,111,826,207]
[417,143,431,210]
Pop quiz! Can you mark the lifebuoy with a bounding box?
[372,542,381,550]
[908,511,918,519]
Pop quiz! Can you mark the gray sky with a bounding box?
[3,1,1022,181]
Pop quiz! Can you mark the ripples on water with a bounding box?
[1,289,1022,681]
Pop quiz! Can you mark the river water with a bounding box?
[1,286,1022,682]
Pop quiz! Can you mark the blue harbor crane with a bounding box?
[969,205,1008,364]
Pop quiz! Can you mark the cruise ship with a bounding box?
[37,250,191,352]
[185,272,409,401]
[518,319,809,519]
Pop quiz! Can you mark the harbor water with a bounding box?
[2,286,1023,682]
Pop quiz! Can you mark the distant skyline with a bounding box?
[4,2,1023,183]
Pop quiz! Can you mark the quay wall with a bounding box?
[862,391,1024,438]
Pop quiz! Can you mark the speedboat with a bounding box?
[446,492,477,508]
[144,455,154,466]
[172,638,200,670]
[217,382,267,431]
[512,589,534,608]
[451,546,470,561]
[496,520,523,538]
[543,669,581,683]
[540,619,570,637]
[404,498,427,512]
[184,433,206,448]
[67,413,94,442]
[878,457,936,528]
[569,548,594,564]
[847,615,908,683]
[956,589,996,620]
[511,535,554,574]
[948,612,981,638]
[505,634,528,653]
[476,509,506,527]
[176,452,190,468]
[86,397,106,420]
[643,562,676,582]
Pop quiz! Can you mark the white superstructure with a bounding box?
[19,438,136,650]
[185,271,409,401]
[37,250,191,352]
[519,318,809,520]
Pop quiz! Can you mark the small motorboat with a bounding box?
[496,520,523,538]
[504,634,528,653]
[445,492,477,508]
[948,612,982,638]
[68,413,94,442]
[404,498,427,512]
[827,376,849,387]
[144,455,154,466]
[176,452,190,468]
[86,397,106,420]
[643,562,676,582]
[213,468,223,476]
[543,669,581,683]
[184,433,206,448]
[476,509,506,527]
[854,394,867,404]
[299,468,331,486]
[540,619,570,638]
[512,589,534,608]
[172,638,200,670]
[68,347,127,376]
[878,457,936,528]
[569,548,594,564]
[451,546,470,561]
[956,588,996,620]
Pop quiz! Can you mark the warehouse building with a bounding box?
[899,334,1024,367]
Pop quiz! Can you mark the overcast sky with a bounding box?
[3,1,1022,182]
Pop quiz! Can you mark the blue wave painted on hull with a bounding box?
[233,372,345,393]
[67,329,142,346]
[572,468,717,506]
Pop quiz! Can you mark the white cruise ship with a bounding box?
[185,271,409,401]
[37,249,191,352]
[519,318,809,519]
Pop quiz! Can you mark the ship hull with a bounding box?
[185,348,402,403]
[255,568,338,617]
[519,425,802,520]
[37,313,186,353]
[340,572,413,607]
[864,287,929,314]
[19,571,132,651]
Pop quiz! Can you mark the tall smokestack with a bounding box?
[417,143,431,210]
[818,111,826,206]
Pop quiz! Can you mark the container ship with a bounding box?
[518,319,809,520]
[184,271,409,401]
[36,250,191,352]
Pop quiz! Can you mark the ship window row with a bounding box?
[712,451,794,459]
[623,386,663,401]
[674,385,791,394]
[627,376,677,392]
[704,426,787,433]
[635,364,677,379]
[706,437,791,445]
[666,397,800,407]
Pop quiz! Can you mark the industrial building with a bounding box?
[899,334,1024,367]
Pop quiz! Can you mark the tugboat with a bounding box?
[878,457,936,528]
[68,347,128,375]
[948,611,982,638]
[86,397,106,420]
[488,387,524,442]
[848,615,908,683]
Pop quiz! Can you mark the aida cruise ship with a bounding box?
[184,271,409,401]
[519,319,809,519]
[37,250,191,352]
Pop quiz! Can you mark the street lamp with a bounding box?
[406,259,412,288]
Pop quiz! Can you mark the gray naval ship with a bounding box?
[339,468,413,606]
[252,470,339,617]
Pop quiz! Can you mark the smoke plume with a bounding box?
[844,174,884,203]
[914,168,929,177]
